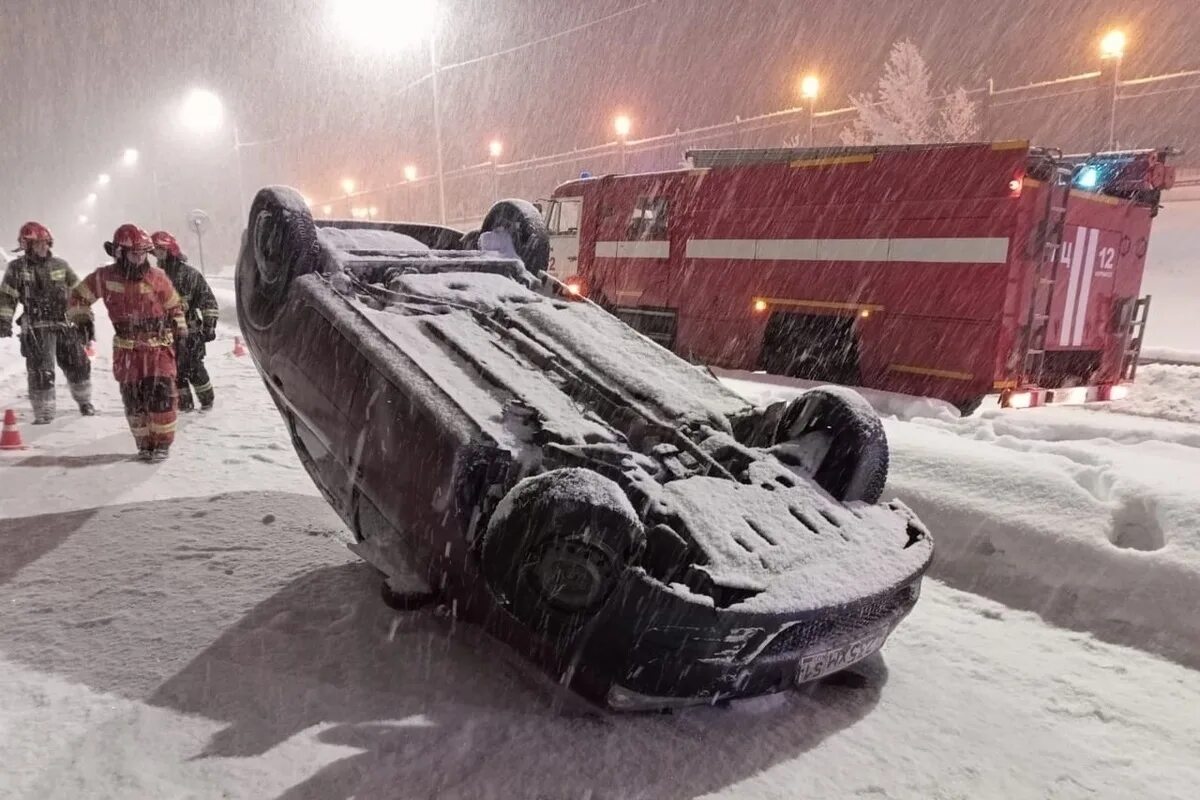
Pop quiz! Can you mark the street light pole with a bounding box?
[1107,55,1121,151]
[800,75,820,147]
[1099,30,1126,151]
[233,123,249,225]
[429,36,447,225]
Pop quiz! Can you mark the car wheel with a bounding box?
[480,199,550,275]
[236,186,319,332]
[481,469,644,642]
[460,228,481,250]
[772,387,889,504]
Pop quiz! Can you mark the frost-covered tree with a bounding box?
[838,40,979,145]
[939,87,980,142]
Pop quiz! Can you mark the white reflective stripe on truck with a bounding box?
[594,241,670,259]
[1070,227,1100,346]
[684,237,1010,264]
[1059,226,1106,347]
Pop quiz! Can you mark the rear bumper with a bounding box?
[1000,382,1128,409]
[567,569,926,710]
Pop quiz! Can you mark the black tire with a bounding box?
[480,199,550,275]
[481,469,644,642]
[380,580,436,611]
[235,186,320,332]
[955,395,985,417]
[773,387,889,504]
[460,228,481,250]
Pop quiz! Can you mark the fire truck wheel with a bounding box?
[481,200,551,275]
[955,395,985,417]
[481,469,644,642]
[236,187,319,332]
[772,388,889,504]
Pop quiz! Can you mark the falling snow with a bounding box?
[4,1,1200,797]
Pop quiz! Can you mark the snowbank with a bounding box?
[1140,345,1200,365]
[1142,188,1200,352]
[3,308,1200,798]
[721,370,1200,669]
[714,368,959,423]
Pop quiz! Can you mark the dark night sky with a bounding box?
[3,0,1198,263]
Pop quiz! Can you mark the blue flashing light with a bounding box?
[1075,166,1100,189]
[580,171,593,179]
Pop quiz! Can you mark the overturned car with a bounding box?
[235,186,933,711]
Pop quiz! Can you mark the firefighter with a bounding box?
[151,231,218,411]
[68,224,188,461]
[0,221,94,423]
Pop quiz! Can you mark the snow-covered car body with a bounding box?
[236,186,933,710]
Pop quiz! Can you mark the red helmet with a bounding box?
[17,221,53,250]
[111,223,154,255]
[150,230,181,257]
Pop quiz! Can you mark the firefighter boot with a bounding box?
[177,382,195,413]
[70,379,95,416]
[28,370,56,425]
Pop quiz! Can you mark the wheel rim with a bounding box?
[253,209,282,290]
[529,535,615,612]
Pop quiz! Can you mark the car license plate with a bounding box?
[794,625,892,685]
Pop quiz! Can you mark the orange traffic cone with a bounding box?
[85,340,97,358]
[232,336,247,357]
[0,409,27,450]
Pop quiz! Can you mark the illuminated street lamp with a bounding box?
[178,87,256,222]
[77,215,89,225]
[799,74,820,145]
[403,164,418,182]
[85,192,97,206]
[321,204,333,216]
[341,177,357,195]
[488,139,503,160]
[329,0,445,223]
[1100,29,1127,60]
[97,173,111,187]
[122,148,140,167]
[1099,29,1127,150]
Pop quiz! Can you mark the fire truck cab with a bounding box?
[540,142,1174,413]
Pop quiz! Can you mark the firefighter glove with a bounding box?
[0,322,11,338]
[75,319,95,343]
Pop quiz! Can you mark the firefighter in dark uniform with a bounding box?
[0,221,94,423]
[151,231,218,411]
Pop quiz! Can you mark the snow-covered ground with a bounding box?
[2,280,1199,797]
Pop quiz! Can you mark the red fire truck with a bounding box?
[540,142,1175,413]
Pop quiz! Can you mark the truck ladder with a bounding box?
[1020,164,1073,383]
[1118,295,1151,381]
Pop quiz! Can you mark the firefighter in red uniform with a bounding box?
[68,224,188,461]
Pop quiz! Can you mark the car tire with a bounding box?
[480,199,550,275]
[773,387,889,504]
[236,186,319,332]
[460,228,481,250]
[481,469,644,642]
